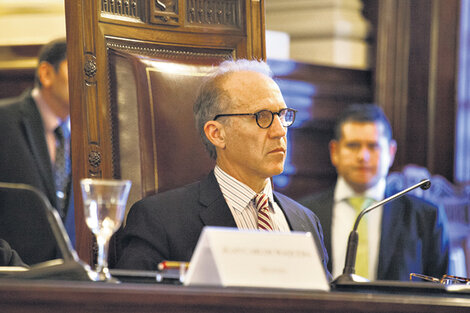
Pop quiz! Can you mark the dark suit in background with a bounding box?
[116,172,330,275]
[0,91,73,265]
[300,104,450,281]
[300,187,449,281]
[0,38,73,265]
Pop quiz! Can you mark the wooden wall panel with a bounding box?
[0,45,41,100]
[268,60,373,199]
[372,0,460,181]
[0,69,34,100]
[456,0,470,183]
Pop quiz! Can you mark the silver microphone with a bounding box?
[332,179,431,285]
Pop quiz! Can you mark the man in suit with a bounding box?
[300,104,449,281]
[116,59,331,279]
[0,38,74,265]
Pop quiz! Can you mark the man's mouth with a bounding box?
[269,147,286,154]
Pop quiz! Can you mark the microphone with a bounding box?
[0,182,92,281]
[332,179,431,285]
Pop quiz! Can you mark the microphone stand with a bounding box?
[331,179,431,286]
[0,182,92,281]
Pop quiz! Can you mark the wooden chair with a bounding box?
[64,0,266,264]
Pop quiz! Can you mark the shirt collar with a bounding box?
[32,87,65,133]
[334,176,386,203]
[214,165,273,212]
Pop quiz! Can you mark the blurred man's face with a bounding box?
[330,121,397,193]
[49,60,70,118]
[39,59,70,120]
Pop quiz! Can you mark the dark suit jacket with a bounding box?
[116,171,331,279]
[0,91,73,265]
[300,187,450,281]
[0,239,27,267]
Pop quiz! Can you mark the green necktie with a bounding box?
[348,196,374,279]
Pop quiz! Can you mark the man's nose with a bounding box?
[358,145,371,160]
[269,114,287,137]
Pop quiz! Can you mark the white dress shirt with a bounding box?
[331,176,385,280]
[214,165,291,232]
[32,88,70,164]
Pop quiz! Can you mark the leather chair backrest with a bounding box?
[65,0,265,263]
[107,42,225,208]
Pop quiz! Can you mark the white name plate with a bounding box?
[183,226,330,291]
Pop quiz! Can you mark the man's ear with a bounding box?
[37,62,54,88]
[204,120,226,149]
[388,139,398,167]
[329,140,339,167]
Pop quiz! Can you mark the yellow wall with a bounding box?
[0,0,66,70]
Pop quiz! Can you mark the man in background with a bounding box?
[0,38,74,265]
[116,59,331,279]
[301,104,449,281]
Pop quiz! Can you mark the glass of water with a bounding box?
[80,178,131,282]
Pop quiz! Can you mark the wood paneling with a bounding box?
[0,45,41,100]
[268,60,373,199]
[373,0,460,181]
[0,69,34,100]
[456,0,470,183]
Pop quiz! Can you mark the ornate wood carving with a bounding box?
[101,0,243,31]
[84,53,97,85]
[83,50,102,178]
[87,149,102,175]
[106,38,232,60]
[187,0,242,29]
[101,0,142,21]
[150,0,180,26]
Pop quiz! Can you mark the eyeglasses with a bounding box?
[213,108,297,129]
[410,273,470,285]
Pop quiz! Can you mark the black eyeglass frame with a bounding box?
[213,108,298,129]
[409,273,470,285]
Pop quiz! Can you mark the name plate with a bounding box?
[183,227,330,291]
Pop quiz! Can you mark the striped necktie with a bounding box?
[254,193,274,231]
[348,196,374,279]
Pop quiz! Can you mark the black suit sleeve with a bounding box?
[0,239,27,267]
[115,198,171,270]
[422,201,450,278]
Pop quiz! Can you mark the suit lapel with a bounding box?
[318,190,334,266]
[299,189,334,269]
[198,172,237,228]
[19,95,57,207]
[377,197,404,279]
[306,190,334,271]
[275,193,304,231]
